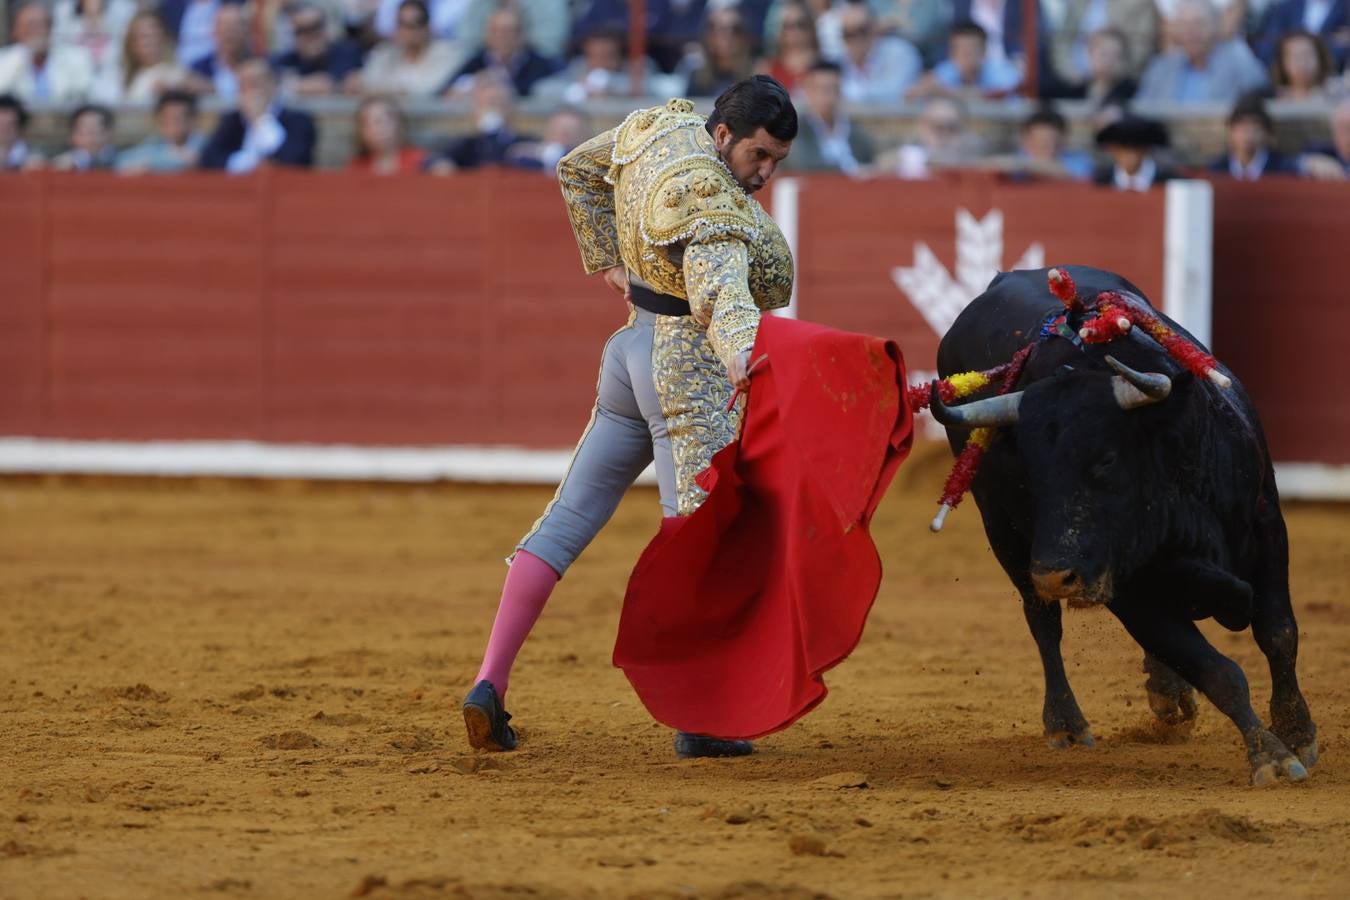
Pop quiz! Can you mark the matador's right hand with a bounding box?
[600,265,631,308]
[727,350,753,391]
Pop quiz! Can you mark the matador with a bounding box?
[462,77,799,758]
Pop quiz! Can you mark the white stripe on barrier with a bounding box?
[769,177,800,319]
[0,438,1344,500]
[1163,180,1214,347]
[1273,463,1350,502]
[1,439,1346,500]
[0,438,657,485]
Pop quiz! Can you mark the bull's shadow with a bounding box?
[931,265,1317,787]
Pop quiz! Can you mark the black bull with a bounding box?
[932,265,1317,786]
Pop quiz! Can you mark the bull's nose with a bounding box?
[1031,568,1080,600]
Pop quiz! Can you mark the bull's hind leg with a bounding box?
[1142,652,1198,734]
[1112,603,1307,786]
[1021,589,1094,747]
[1250,512,1317,767]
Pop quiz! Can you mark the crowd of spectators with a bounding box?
[0,0,1348,183]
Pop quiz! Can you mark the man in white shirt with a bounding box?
[374,0,471,41]
[0,1,96,104]
[357,0,464,97]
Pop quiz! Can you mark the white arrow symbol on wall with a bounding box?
[893,209,1045,337]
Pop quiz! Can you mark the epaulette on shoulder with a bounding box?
[641,154,761,248]
[612,98,703,164]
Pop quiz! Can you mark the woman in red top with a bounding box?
[348,96,426,174]
[759,2,819,95]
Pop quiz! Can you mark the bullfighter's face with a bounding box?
[712,123,791,194]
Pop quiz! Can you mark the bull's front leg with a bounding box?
[1252,597,1317,768]
[1112,602,1308,786]
[1250,512,1317,768]
[1020,590,1094,748]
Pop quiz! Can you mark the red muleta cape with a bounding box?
[613,315,914,739]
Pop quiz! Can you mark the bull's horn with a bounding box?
[929,382,1023,428]
[1105,355,1172,409]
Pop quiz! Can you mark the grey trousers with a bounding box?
[516,308,681,576]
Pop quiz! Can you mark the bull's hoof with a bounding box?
[1046,728,1096,749]
[1251,755,1309,787]
[1271,721,1318,769]
[1147,688,1198,736]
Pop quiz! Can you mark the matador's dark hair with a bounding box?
[706,75,798,143]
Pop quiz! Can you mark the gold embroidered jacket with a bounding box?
[557,99,794,369]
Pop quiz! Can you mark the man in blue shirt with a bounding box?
[117,91,206,173]
[1136,0,1268,103]
[908,21,1021,101]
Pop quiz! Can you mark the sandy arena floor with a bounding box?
[2,451,1349,899]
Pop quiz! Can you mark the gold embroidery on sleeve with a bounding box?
[684,239,761,370]
[557,128,622,275]
[651,316,741,516]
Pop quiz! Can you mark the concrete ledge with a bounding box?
[17,96,1340,170]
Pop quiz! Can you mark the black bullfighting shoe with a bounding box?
[462,680,518,751]
[674,732,755,758]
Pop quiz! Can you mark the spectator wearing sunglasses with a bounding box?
[834,2,921,104]
[273,3,364,97]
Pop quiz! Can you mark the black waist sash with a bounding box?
[630,282,691,317]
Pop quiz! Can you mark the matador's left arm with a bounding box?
[641,155,767,372]
[556,128,622,275]
[683,238,761,372]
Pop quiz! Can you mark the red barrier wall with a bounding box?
[1,171,616,448]
[0,178,45,437]
[1211,181,1350,465]
[0,171,1346,466]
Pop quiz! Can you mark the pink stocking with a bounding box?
[474,550,559,697]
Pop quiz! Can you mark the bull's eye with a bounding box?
[1090,450,1119,480]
